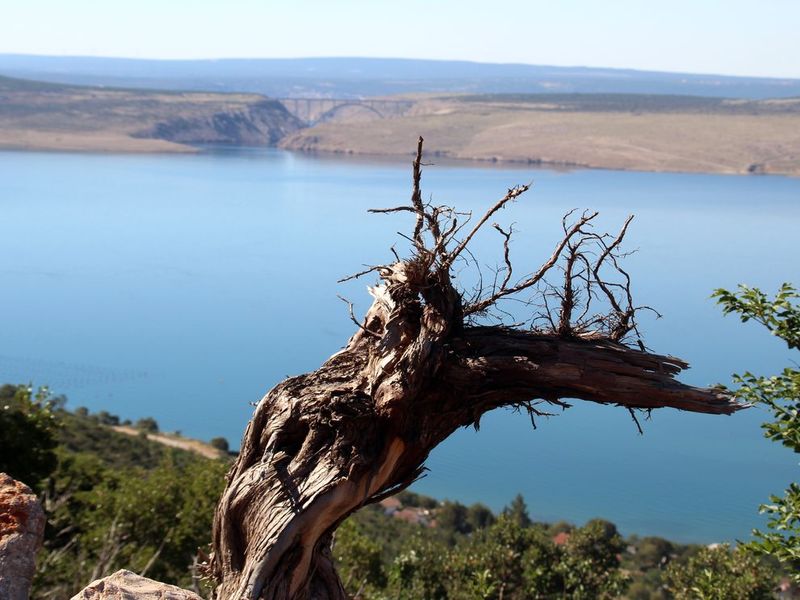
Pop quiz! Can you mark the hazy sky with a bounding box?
[2,0,799,78]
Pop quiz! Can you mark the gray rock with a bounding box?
[134,99,304,147]
[0,473,46,600]
[71,569,203,600]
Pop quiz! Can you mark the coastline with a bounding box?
[278,146,800,178]
[3,74,798,176]
[3,139,796,178]
[0,132,197,154]
[276,108,800,178]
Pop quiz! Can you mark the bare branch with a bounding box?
[425,205,443,248]
[628,407,644,435]
[557,241,581,337]
[492,223,514,291]
[465,210,598,315]
[368,206,417,214]
[593,215,634,317]
[411,136,425,247]
[337,265,383,283]
[443,184,530,270]
[337,295,381,338]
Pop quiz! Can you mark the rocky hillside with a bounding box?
[133,98,301,146]
[281,94,800,176]
[0,75,302,152]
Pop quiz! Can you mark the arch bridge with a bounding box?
[277,98,414,126]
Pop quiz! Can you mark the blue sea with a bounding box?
[1,147,798,543]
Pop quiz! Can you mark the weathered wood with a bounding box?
[209,139,743,599]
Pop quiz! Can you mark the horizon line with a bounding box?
[2,52,799,83]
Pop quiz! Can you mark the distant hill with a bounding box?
[0,73,74,92]
[452,92,800,114]
[2,54,800,99]
[0,74,302,152]
[3,72,799,176]
[280,93,800,176]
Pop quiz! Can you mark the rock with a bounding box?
[71,570,203,600]
[0,473,46,600]
[135,99,304,147]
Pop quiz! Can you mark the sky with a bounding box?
[1,0,799,78]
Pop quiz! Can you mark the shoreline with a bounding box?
[3,140,796,179]
[0,133,197,155]
[281,146,799,178]
[4,76,798,177]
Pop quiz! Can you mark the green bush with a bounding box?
[663,544,777,599]
[135,416,159,433]
[209,436,229,452]
[714,283,800,581]
[0,384,60,488]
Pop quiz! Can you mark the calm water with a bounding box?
[2,148,798,543]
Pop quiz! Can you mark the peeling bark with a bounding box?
[210,139,743,599]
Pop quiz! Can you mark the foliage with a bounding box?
[135,416,160,433]
[713,283,799,350]
[502,493,532,529]
[10,379,789,598]
[96,410,120,426]
[338,496,630,599]
[332,520,386,597]
[713,283,800,580]
[663,544,777,600]
[56,410,170,470]
[466,503,496,531]
[632,536,674,571]
[445,515,537,599]
[621,535,695,600]
[558,519,628,599]
[396,489,440,509]
[387,533,449,600]
[0,383,61,488]
[35,452,228,598]
[437,500,472,536]
[209,436,230,452]
[19,402,230,599]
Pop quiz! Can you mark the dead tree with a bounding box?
[209,138,742,599]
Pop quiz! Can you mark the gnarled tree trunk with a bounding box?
[210,139,742,599]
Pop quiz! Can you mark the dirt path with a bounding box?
[112,426,226,460]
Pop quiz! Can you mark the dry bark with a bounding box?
[209,138,743,599]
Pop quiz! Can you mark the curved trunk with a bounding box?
[210,284,736,599]
[210,139,742,599]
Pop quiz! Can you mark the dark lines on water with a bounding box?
[0,354,148,391]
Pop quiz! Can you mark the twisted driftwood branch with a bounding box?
[209,138,743,600]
